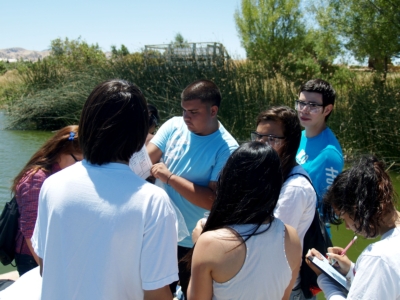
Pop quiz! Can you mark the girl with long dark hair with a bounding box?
[187,142,301,300]
[12,125,82,276]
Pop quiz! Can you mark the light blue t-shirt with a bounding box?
[150,117,239,247]
[296,127,344,207]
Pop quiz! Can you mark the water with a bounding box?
[0,112,52,208]
[0,111,51,274]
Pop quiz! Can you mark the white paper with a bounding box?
[129,145,152,179]
[308,255,349,290]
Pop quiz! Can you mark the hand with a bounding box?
[192,219,205,244]
[305,248,324,276]
[326,247,352,275]
[150,163,172,183]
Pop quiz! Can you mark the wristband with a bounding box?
[166,174,174,185]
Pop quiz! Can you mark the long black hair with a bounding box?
[204,141,283,234]
[183,142,283,271]
[323,155,397,238]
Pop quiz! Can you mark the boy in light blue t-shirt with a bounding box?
[147,79,238,298]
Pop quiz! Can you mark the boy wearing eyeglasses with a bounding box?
[295,79,343,213]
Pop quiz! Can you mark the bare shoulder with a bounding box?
[195,229,243,263]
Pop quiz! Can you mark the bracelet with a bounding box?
[166,173,174,185]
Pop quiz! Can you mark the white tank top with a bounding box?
[212,219,292,300]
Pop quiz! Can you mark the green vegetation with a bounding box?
[0,37,400,165]
[319,0,400,77]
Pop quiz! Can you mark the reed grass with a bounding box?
[2,54,400,164]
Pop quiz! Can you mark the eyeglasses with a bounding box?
[250,132,285,147]
[70,153,80,162]
[295,100,324,114]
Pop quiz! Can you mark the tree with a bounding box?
[111,44,130,58]
[171,33,189,48]
[325,0,400,77]
[50,37,106,70]
[234,0,306,70]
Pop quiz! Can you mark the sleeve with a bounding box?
[140,194,179,290]
[210,144,237,181]
[149,118,174,154]
[317,274,347,300]
[16,170,48,239]
[307,148,343,199]
[274,183,307,230]
[31,179,50,258]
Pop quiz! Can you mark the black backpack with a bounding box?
[0,196,20,266]
[287,173,333,299]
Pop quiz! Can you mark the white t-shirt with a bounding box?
[317,226,400,300]
[274,165,316,245]
[32,160,178,300]
[274,165,317,288]
[0,267,41,300]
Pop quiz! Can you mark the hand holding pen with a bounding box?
[329,236,357,266]
[325,236,357,275]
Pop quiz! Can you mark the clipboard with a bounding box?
[307,255,349,291]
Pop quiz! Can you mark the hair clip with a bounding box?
[68,132,76,141]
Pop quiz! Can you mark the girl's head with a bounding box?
[324,155,397,238]
[253,106,301,179]
[203,142,283,233]
[12,125,81,193]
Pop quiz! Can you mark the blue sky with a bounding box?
[1,0,246,58]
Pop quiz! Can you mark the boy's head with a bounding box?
[79,79,148,165]
[299,79,336,121]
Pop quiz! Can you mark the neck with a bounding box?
[379,210,400,236]
[198,120,219,136]
[305,122,327,138]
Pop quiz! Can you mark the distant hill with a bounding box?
[0,48,50,62]
[0,48,112,62]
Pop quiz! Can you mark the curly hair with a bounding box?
[323,155,396,238]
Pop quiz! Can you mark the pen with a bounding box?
[329,236,357,265]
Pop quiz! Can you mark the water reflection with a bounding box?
[0,111,52,207]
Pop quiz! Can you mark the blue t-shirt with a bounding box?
[296,127,344,207]
[150,117,239,247]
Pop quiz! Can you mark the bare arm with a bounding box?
[147,142,216,209]
[26,238,40,265]
[144,286,173,300]
[187,234,214,300]
[282,225,302,300]
[147,142,163,164]
[151,163,216,210]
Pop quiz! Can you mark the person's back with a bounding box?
[34,161,177,299]
[32,79,178,300]
[211,220,293,300]
[187,142,301,300]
